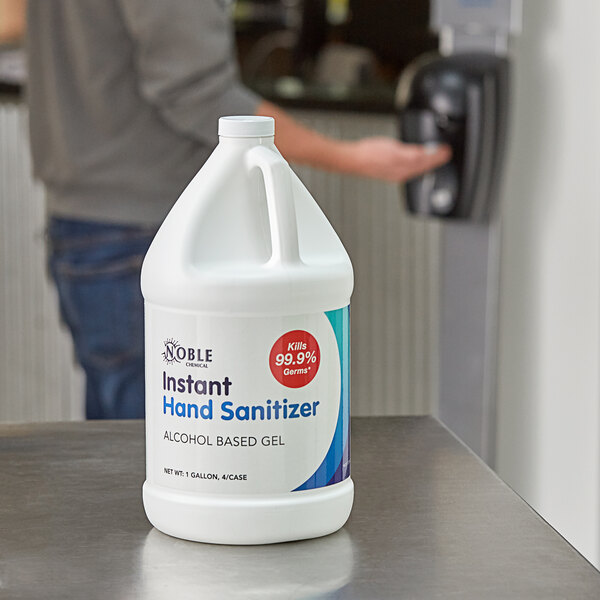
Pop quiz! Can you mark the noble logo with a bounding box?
[162,339,214,366]
[162,339,181,364]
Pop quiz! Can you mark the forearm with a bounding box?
[0,0,25,42]
[256,99,451,183]
[256,100,352,173]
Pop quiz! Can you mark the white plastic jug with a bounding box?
[141,116,353,544]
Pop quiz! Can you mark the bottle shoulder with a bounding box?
[141,138,353,314]
[142,258,353,315]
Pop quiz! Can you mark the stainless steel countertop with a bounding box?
[1,416,598,599]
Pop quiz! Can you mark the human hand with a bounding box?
[337,137,452,183]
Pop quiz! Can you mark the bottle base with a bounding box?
[142,478,354,545]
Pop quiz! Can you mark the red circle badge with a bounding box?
[269,330,321,388]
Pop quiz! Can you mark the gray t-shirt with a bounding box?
[27,0,260,226]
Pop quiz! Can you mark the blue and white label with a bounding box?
[145,304,350,494]
[294,308,350,490]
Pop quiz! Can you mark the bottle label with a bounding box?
[145,305,350,494]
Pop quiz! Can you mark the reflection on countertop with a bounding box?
[140,527,355,600]
[0,45,396,113]
[248,75,396,113]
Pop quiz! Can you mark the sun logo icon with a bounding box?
[162,338,181,364]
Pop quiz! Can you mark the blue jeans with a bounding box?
[48,218,156,419]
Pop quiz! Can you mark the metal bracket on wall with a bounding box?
[430,0,521,464]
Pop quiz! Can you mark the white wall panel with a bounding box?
[0,99,84,423]
[496,0,600,567]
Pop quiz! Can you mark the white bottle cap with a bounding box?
[218,116,275,138]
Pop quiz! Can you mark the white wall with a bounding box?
[496,0,600,566]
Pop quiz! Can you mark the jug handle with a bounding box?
[246,145,301,266]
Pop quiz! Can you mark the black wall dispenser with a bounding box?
[397,53,509,221]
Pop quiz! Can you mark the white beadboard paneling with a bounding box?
[0,99,84,423]
[0,103,439,421]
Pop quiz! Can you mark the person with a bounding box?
[26,0,450,419]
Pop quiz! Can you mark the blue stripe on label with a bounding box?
[293,306,350,491]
